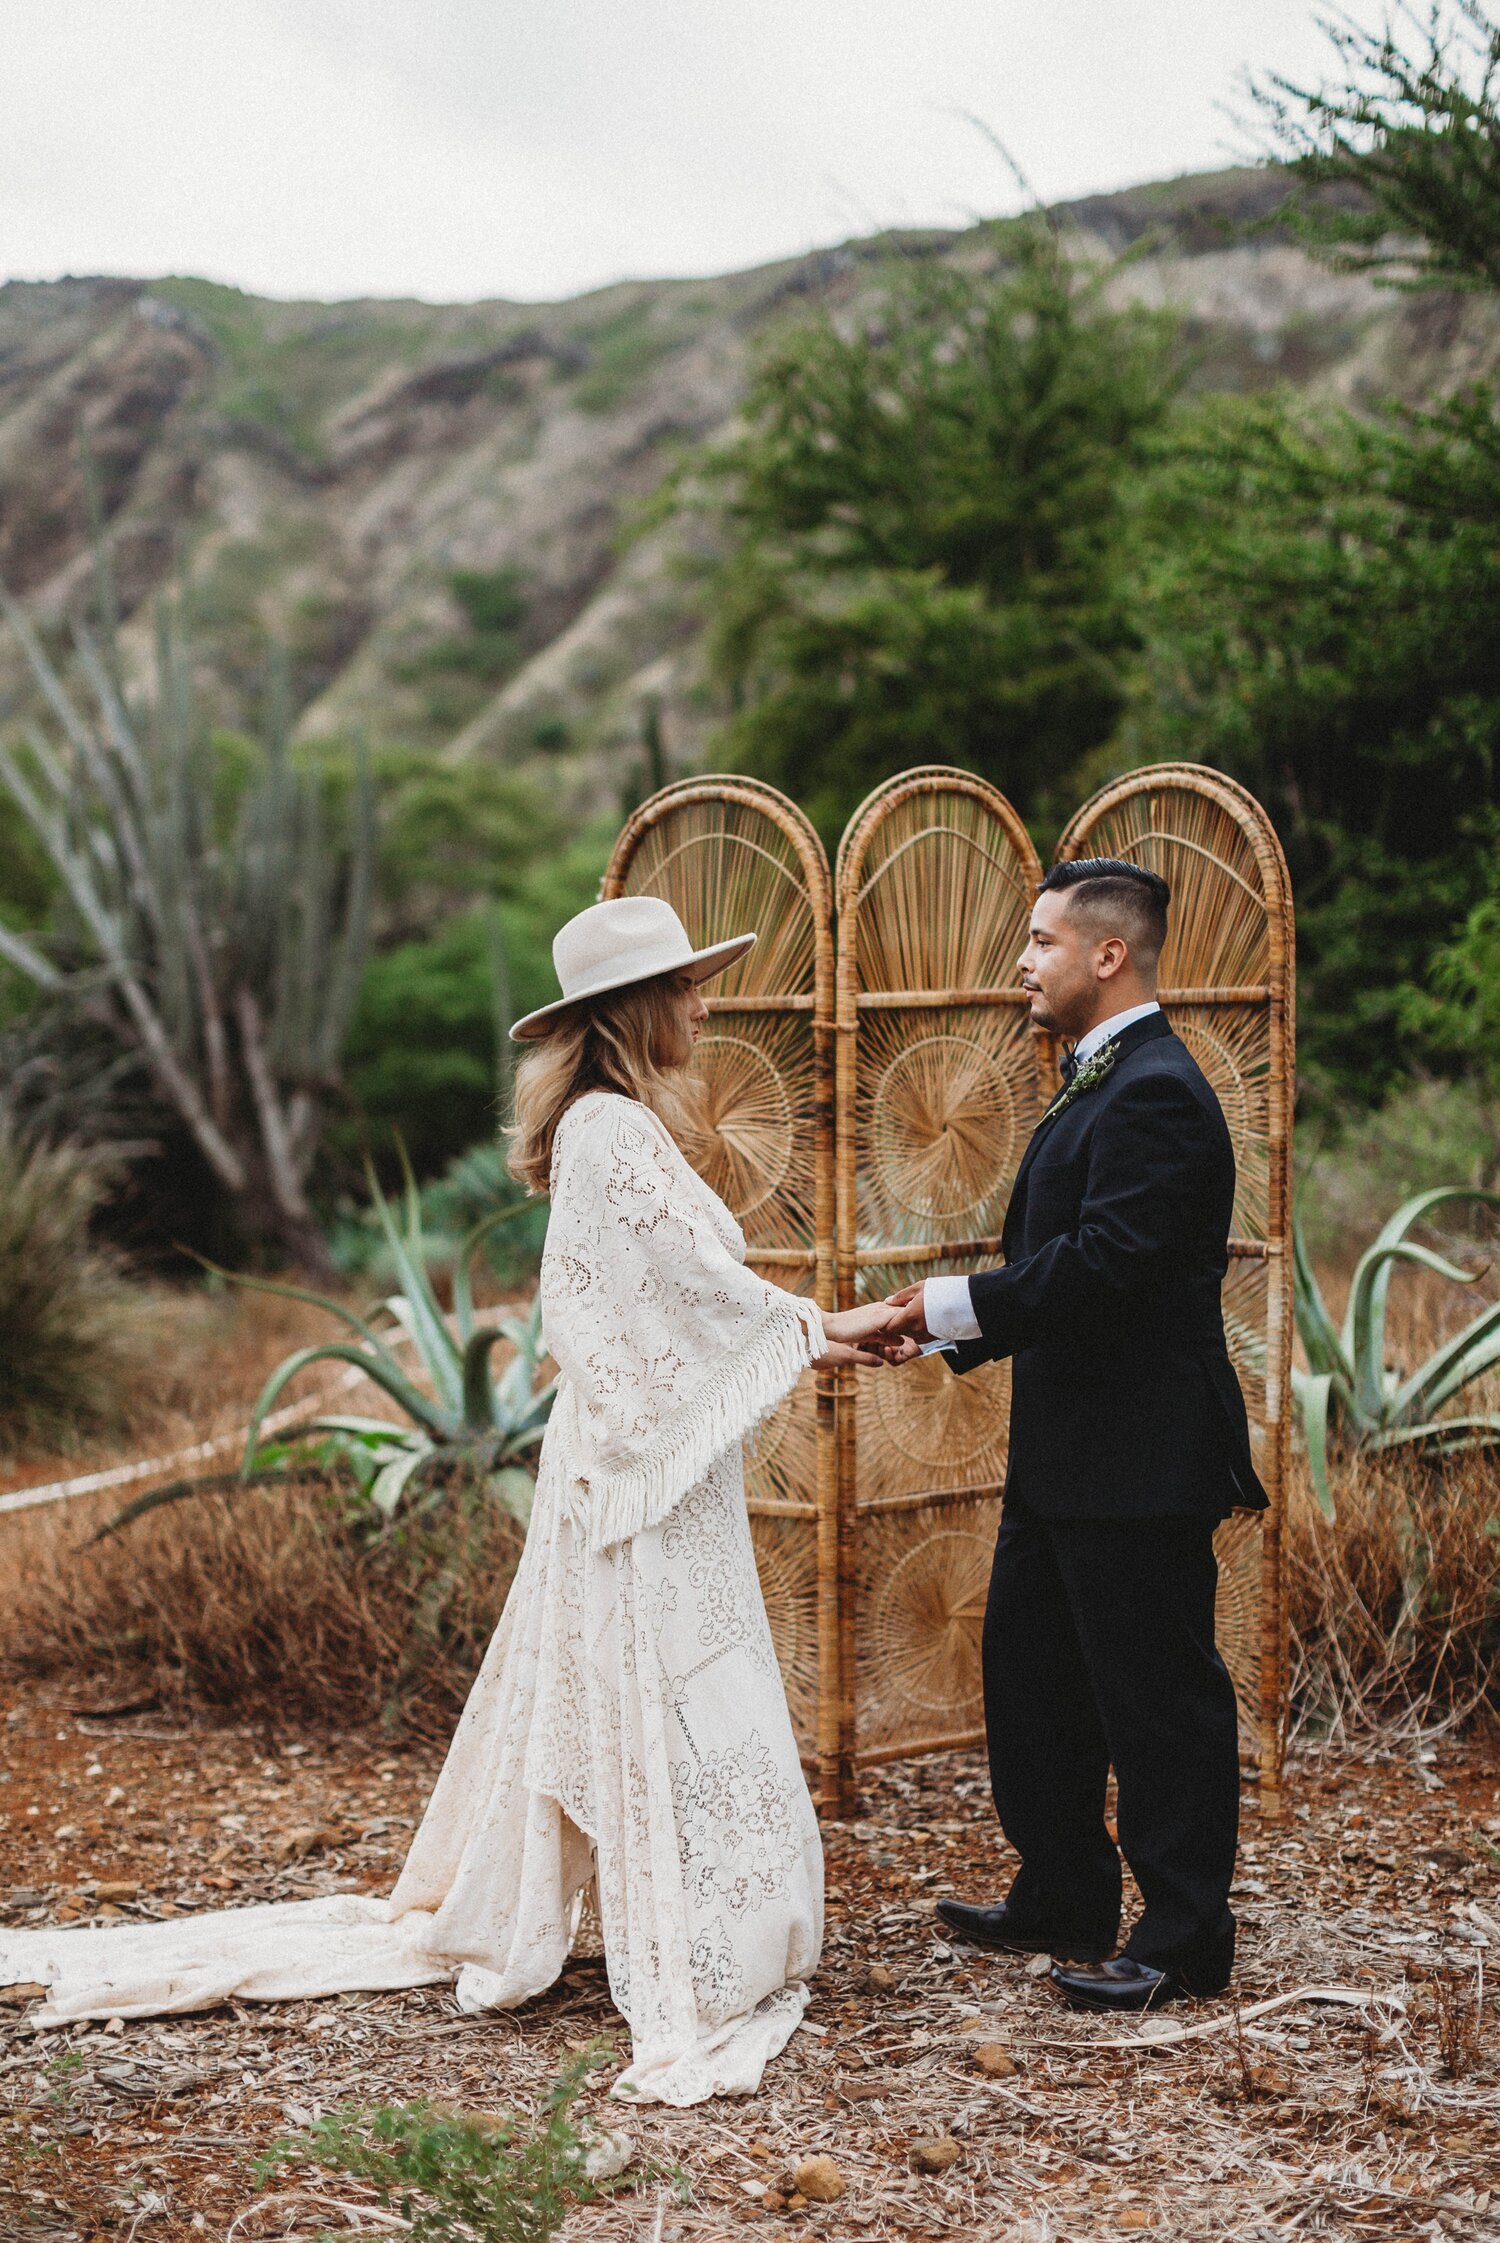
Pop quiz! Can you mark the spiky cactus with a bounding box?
[0,584,373,1272]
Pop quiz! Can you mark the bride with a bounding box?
[1,897,896,2105]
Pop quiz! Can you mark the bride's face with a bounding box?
[657,973,709,1070]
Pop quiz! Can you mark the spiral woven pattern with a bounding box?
[1057,764,1294,1799]
[856,1492,998,1749]
[605,780,834,1765]
[605,765,1293,1805]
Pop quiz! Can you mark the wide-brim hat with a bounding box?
[509,895,756,1040]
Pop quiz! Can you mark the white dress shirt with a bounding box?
[920,1001,1162,1346]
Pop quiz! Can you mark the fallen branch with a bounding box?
[1087,1983,1406,2051]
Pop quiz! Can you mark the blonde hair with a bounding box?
[506,970,703,1195]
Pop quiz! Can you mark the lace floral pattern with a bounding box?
[0,1091,825,2109]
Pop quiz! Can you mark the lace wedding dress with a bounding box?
[0,1092,827,2105]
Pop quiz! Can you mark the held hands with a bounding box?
[811,1291,933,1369]
[813,1300,902,1369]
[882,1281,934,1347]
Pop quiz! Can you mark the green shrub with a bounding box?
[1296,1078,1499,1263]
[397,569,529,691]
[331,1140,548,1289]
[261,2050,648,2243]
[0,1123,145,1456]
[335,821,613,1183]
[693,218,1177,850]
[1293,1185,1500,1516]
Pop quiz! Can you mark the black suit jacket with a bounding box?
[946,1011,1268,1521]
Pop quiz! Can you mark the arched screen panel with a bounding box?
[1055,762,1294,1807]
[603,780,839,1782]
[834,769,1046,1787]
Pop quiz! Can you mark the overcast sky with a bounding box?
[3,0,1387,306]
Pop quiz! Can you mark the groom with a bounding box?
[882,857,1266,2013]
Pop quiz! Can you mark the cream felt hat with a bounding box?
[508,895,756,1041]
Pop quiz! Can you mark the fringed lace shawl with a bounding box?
[541,1090,825,1552]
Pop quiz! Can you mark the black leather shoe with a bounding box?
[935,1898,1115,1964]
[1049,1956,1178,2012]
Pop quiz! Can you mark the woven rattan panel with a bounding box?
[603,780,839,1783]
[834,771,1046,1782]
[1057,765,1295,1804]
[603,765,1292,1814]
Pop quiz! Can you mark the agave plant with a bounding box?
[1293,1185,1500,1518]
[98,1165,554,1542]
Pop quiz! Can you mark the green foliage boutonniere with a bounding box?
[1043,1037,1118,1123]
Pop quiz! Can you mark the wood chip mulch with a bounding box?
[2,1677,1496,2242]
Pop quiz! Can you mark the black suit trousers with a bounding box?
[982,1502,1241,1973]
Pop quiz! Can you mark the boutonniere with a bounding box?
[1042,1038,1117,1123]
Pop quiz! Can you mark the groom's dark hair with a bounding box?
[1038,858,1170,970]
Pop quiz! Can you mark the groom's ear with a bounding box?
[1095,934,1130,982]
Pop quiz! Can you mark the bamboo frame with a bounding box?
[1056,762,1295,1816]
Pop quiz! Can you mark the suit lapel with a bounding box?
[1005,1012,1175,1224]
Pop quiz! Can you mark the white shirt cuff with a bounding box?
[922,1273,982,1343]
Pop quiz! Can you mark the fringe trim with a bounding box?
[577,1296,824,1554]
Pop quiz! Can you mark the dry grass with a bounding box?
[0,1127,149,1461]
[2,1476,524,1743]
[1285,1449,1500,1746]
[2,1271,1495,1751]
[0,1284,377,1496]
[1282,1237,1500,1745]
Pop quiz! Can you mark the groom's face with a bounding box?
[1018,889,1109,1038]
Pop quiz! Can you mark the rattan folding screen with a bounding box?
[1055,766,1295,1810]
[602,780,840,1785]
[604,763,1292,1815]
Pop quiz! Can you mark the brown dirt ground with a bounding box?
[2,1677,1497,2243]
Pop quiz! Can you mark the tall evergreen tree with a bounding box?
[696,222,1178,848]
[1129,3,1500,1108]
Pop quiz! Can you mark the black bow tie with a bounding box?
[1059,1044,1079,1084]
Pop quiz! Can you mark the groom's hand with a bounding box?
[883,1281,934,1345]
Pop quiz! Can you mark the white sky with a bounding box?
[2,0,1388,305]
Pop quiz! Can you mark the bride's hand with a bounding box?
[812,1337,892,1368]
[822,1301,900,1348]
[812,1300,901,1370]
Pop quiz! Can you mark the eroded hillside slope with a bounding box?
[3,168,1496,809]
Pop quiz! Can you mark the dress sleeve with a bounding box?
[541,1097,825,1551]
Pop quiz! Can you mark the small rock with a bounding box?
[793,2154,844,2202]
[864,1964,896,1993]
[0,1982,47,2006]
[1025,1950,1053,1977]
[739,2178,768,2199]
[1116,2213,1151,2230]
[273,1826,340,1862]
[910,2137,962,2174]
[583,2129,635,2182]
[971,2040,1018,2077]
[104,2016,125,2036]
[94,1881,139,1904]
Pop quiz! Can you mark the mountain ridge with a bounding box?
[3,166,1497,814]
